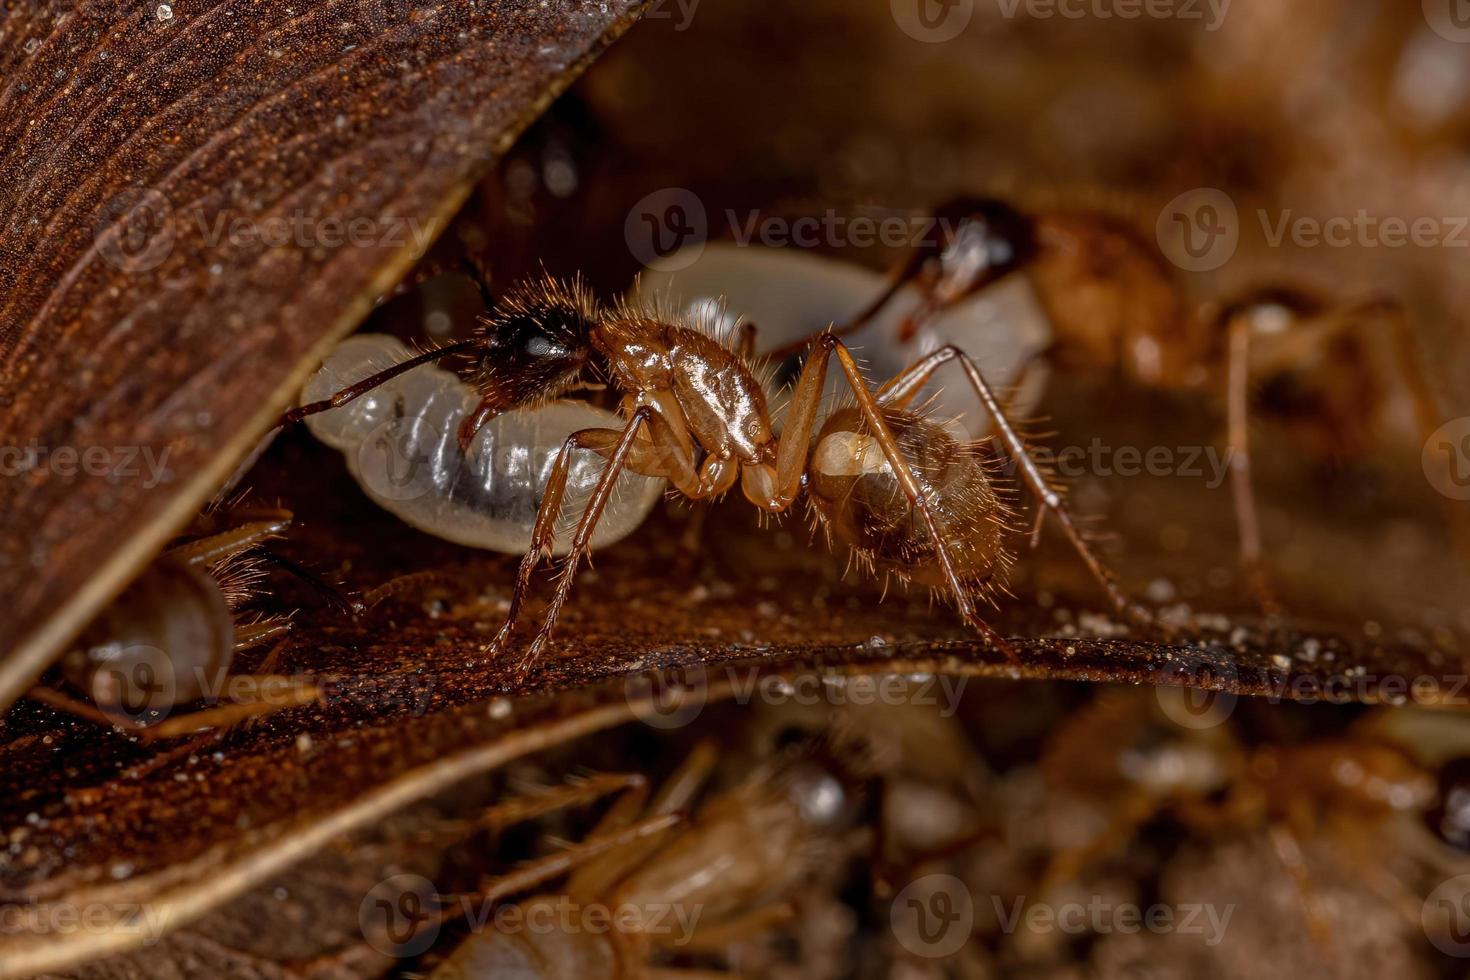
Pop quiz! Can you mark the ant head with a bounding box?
[918,197,1035,300]
[1216,285,1325,338]
[1427,756,1470,851]
[473,276,600,413]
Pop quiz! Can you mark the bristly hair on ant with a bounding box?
[285,269,1153,681]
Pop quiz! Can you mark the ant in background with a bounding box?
[26,501,331,738]
[804,197,1457,611]
[284,269,1154,680]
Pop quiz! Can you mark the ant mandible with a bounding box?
[285,275,1148,679]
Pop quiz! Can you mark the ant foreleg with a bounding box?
[489,408,657,680]
[1225,315,1284,618]
[485,423,632,661]
[515,408,657,678]
[280,339,480,426]
[793,335,1016,656]
[879,345,1151,628]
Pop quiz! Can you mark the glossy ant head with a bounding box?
[1426,756,1470,851]
[911,197,1035,310]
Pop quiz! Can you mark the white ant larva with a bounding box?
[630,242,1056,438]
[300,333,664,556]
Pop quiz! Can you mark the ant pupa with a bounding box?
[27,504,320,737]
[816,196,1458,608]
[285,270,1151,679]
[424,741,858,978]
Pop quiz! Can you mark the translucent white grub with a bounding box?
[301,334,664,556]
[630,243,1054,438]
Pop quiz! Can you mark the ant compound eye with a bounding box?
[1427,757,1470,851]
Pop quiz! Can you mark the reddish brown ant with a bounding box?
[802,197,1458,609]
[285,274,1150,680]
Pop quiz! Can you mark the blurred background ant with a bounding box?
[804,196,1461,614]
[26,501,329,739]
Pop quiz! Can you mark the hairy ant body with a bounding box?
[286,273,1148,679]
[28,505,319,736]
[813,197,1457,607]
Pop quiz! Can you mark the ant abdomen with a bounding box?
[61,557,234,712]
[807,406,1013,592]
[301,334,664,555]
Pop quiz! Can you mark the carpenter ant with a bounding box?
[1038,688,1458,946]
[806,196,1457,609]
[285,272,1151,680]
[426,740,858,978]
[27,504,320,737]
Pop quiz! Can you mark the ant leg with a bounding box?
[877,345,1148,626]
[761,250,927,361]
[569,741,718,899]
[142,680,320,740]
[788,336,1015,656]
[280,340,480,426]
[1225,317,1284,617]
[660,901,797,951]
[25,685,146,731]
[485,424,630,658]
[477,773,648,834]
[166,518,292,567]
[468,810,682,907]
[491,408,657,679]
